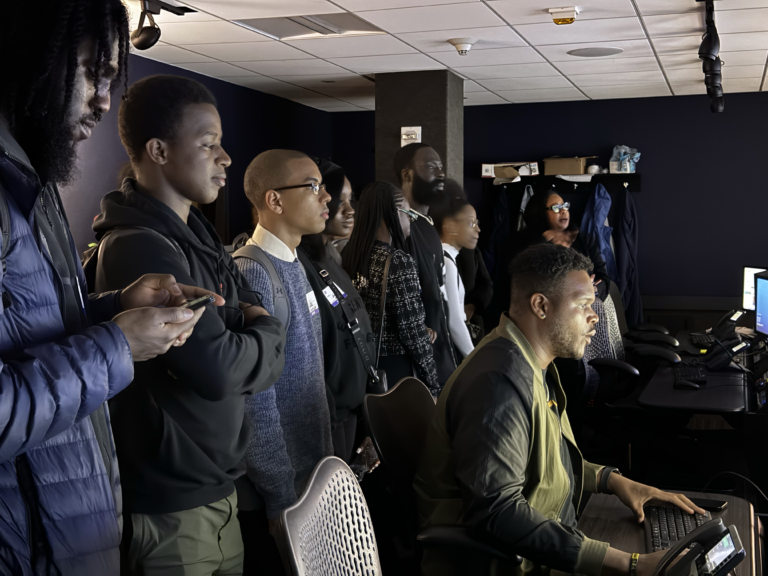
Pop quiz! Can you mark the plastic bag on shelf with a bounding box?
[609,145,641,173]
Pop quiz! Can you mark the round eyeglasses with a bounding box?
[546,202,570,214]
[274,181,326,195]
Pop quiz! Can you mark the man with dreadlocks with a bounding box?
[0,1,219,574]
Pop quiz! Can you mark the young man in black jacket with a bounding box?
[91,75,286,574]
[393,143,457,388]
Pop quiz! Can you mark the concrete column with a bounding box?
[374,70,464,185]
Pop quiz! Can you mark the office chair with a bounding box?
[363,378,521,566]
[280,456,382,576]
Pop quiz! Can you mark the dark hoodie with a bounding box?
[91,179,286,514]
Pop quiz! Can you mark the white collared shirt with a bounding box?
[247,224,297,262]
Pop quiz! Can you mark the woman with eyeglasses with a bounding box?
[522,188,610,301]
[341,181,440,397]
[432,193,480,361]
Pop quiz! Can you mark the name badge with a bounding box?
[322,286,339,307]
[306,291,320,316]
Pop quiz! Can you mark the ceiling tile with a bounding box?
[180,41,308,61]
[479,76,572,90]
[672,77,761,94]
[428,46,543,67]
[133,45,217,64]
[537,39,654,62]
[237,59,348,76]
[463,92,506,105]
[569,70,666,87]
[176,61,257,77]
[291,95,351,107]
[643,13,704,37]
[334,0,471,10]
[464,80,486,92]
[488,0,636,26]
[124,1,220,25]
[337,95,376,108]
[453,62,561,80]
[396,26,525,52]
[276,74,375,92]
[286,35,416,58]
[323,107,368,112]
[661,50,768,69]
[666,64,765,80]
[650,32,768,56]
[556,56,661,75]
[717,8,768,34]
[582,83,672,98]
[181,0,345,20]
[514,17,646,46]
[497,87,587,102]
[356,3,503,34]
[216,76,296,92]
[327,54,444,73]
[649,35,700,55]
[670,81,706,95]
[158,21,267,44]
[634,0,699,16]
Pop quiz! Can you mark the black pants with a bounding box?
[239,508,285,576]
[378,354,414,388]
[331,413,358,463]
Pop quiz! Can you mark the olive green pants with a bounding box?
[127,492,244,576]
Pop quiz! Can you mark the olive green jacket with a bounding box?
[414,314,610,575]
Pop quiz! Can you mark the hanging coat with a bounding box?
[580,183,618,283]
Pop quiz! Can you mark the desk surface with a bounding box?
[579,492,760,576]
[637,366,748,413]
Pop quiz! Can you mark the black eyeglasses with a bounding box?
[546,202,570,214]
[274,182,325,195]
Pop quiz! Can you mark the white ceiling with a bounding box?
[125,0,768,112]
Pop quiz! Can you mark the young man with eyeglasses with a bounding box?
[236,149,334,575]
[393,143,457,390]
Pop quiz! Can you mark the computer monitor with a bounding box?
[743,266,767,311]
[755,272,768,336]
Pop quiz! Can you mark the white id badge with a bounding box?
[322,286,339,307]
[306,291,320,316]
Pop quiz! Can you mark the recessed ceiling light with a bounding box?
[567,47,624,58]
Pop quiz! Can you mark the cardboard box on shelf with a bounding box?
[609,160,635,174]
[543,156,597,175]
[491,162,539,179]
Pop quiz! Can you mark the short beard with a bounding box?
[548,312,585,360]
[14,106,83,186]
[411,174,445,208]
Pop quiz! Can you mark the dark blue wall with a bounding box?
[62,54,333,253]
[331,91,768,300]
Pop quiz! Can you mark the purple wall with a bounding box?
[61,54,333,253]
[331,91,768,300]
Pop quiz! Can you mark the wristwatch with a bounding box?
[599,467,621,494]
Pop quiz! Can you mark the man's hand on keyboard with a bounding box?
[608,473,706,523]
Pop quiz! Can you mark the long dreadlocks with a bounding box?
[0,0,130,185]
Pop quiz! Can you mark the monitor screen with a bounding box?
[756,276,768,336]
[743,267,766,311]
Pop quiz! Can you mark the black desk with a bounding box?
[636,330,750,414]
[638,366,748,413]
[579,492,762,576]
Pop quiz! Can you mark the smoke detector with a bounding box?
[448,37,477,56]
[548,6,579,25]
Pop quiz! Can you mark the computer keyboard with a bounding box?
[644,505,712,552]
[674,364,707,384]
[690,332,716,348]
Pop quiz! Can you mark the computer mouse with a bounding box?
[674,380,700,390]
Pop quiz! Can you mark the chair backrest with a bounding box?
[608,280,630,337]
[281,456,382,576]
[363,377,436,491]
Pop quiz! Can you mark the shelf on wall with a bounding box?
[507,173,641,193]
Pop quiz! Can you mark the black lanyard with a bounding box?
[299,249,379,384]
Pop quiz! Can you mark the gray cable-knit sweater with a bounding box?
[238,254,332,518]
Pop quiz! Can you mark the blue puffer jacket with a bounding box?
[0,124,134,575]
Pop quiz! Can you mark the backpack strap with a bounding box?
[0,183,10,275]
[233,244,291,332]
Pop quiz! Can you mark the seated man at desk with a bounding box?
[414,244,705,576]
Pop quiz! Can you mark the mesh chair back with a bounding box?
[281,456,381,576]
[583,294,626,404]
[363,377,436,491]
[608,280,630,336]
